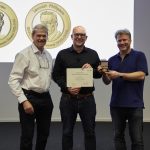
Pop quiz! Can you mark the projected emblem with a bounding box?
[0,2,18,48]
[25,2,71,49]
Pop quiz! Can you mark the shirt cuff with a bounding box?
[18,94,27,104]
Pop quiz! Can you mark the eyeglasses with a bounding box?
[36,54,49,69]
[73,33,86,38]
[39,58,49,69]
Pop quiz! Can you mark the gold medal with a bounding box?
[25,2,71,49]
[0,2,18,48]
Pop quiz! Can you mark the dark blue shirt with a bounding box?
[52,46,102,94]
[108,49,148,108]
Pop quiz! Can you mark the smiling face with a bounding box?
[71,26,87,51]
[115,29,132,55]
[32,27,48,51]
[116,34,131,54]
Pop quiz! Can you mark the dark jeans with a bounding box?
[110,107,144,150]
[18,90,53,150]
[60,94,96,150]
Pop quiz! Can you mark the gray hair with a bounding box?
[72,26,87,34]
[115,29,131,40]
[32,24,48,35]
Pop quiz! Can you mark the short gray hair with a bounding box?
[32,24,48,35]
[115,29,131,40]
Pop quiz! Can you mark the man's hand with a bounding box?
[106,70,120,79]
[82,63,92,69]
[22,100,34,115]
[97,65,108,75]
[68,87,81,95]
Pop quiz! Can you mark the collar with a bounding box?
[70,45,87,53]
[31,43,46,54]
[117,48,133,58]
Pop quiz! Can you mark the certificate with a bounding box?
[67,68,93,87]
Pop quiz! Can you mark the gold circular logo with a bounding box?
[25,2,71,49]
[0,2,18,48]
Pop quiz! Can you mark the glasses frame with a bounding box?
[73,33,87,38]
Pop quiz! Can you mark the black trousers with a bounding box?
[18,90,53,150]
[110,107,144,150]
[60,94,96,150]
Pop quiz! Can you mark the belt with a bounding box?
[62,93,93,99]
[22,88,49,97]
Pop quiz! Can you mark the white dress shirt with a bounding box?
[8,44,53,103]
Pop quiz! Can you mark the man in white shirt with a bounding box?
[8,24,53,150]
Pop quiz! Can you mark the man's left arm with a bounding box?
[92,51,102,78]
[116,71,146,81]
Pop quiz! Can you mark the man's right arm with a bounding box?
[102,73,111,85]
[8,53,28,103]
[52,52,67,92]
[97,64,111,85]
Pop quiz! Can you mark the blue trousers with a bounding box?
[110,107,144,150]
[60,94,96,150]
